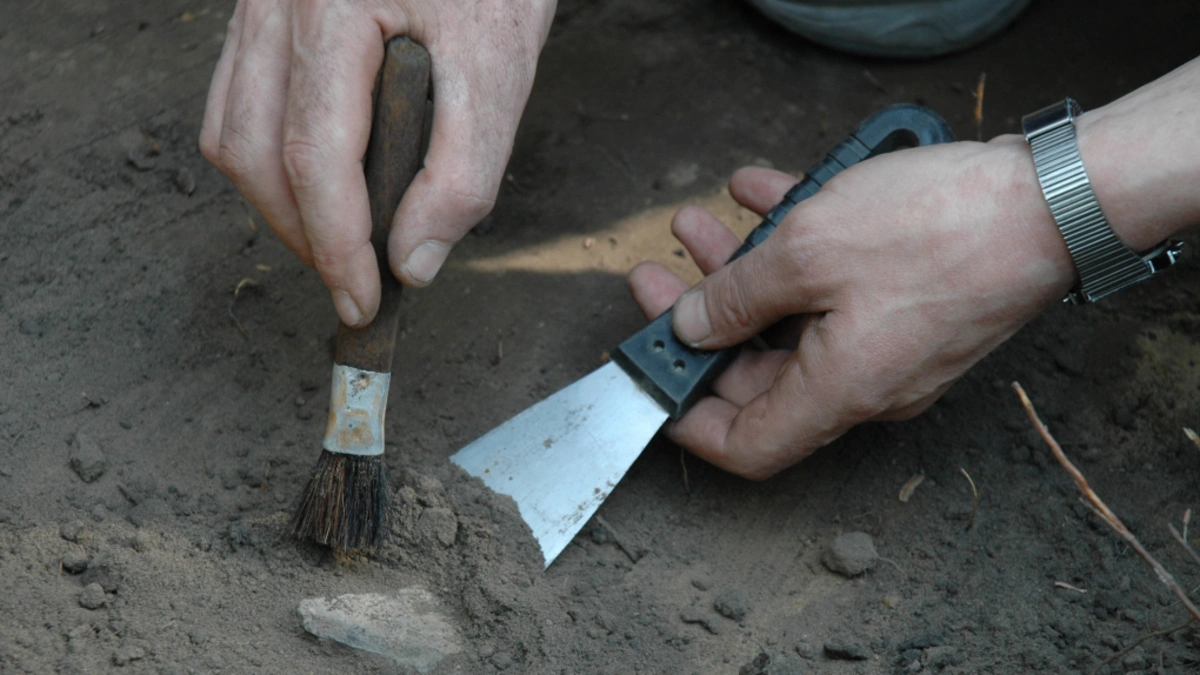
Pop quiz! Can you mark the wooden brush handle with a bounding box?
[334,38,430,372]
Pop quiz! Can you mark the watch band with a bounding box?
[1021,98,1182,304]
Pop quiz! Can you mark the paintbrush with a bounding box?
[290,37,430,550]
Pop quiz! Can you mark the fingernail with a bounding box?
[332,289,364,327]
[673,289,712,346]
[403,240,451,286]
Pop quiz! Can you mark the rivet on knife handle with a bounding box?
[611,104,954,418]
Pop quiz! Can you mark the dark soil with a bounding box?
[2,0,1199,673]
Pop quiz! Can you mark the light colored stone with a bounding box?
[78,582,107,610]
[821,531,878,577]
[298,587,461,673]
[662,162,700,189]
[69,433,107,483]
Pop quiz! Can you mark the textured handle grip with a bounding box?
[334,38,431,373]
[611,104,954,418]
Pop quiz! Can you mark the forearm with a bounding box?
[1075,56,1200,250]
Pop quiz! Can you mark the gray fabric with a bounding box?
[746,0,1033,58]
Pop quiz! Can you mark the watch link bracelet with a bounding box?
[1021,98,1183,304]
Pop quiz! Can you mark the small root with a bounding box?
[960,467,979,532]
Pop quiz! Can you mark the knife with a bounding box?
[451,104,954,567]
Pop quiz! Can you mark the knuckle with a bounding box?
[280,138,327,190]
[214,136,253,181]
[309,245,349,280]
[435,175,497,224]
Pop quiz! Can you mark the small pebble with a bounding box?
[62,550,90,574]
[78,583,107,610]
[713,588,748,622]
[61,520,85,542]
[173,168,196,195]
[69,434,108,483]
[824,640,869,661]
[112,645,146,666]
[822,532,878,577]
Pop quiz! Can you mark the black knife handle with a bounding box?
[611,104,954,418]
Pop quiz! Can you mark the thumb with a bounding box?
[671,241,808,349]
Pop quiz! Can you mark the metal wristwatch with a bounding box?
[1021,98,1182,304]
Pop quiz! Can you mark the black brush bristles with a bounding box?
[290,450,392,550]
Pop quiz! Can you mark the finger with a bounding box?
[388,41,536,287]
[283,15,385,327]
[708,347,791,407]
[214,3,311,264]
[670,206,742,275]
[670,233,818,349]
[672,320,863,480]
[729,166,798,215]
[627,262,689,320]
[199,1,245,165]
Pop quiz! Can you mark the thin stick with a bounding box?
[1089,618,1195,675]
[1054,581,1087,594]
[960,468,979,532]
[229,277,259,337]
[1168,524,1200,569]
[1013,381,1200,623]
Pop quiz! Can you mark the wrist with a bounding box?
[1072,59,1200,251]
[1075,108,1197,252]
[985,134,1079,298]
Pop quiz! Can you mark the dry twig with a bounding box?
[960,468,979,531]
[1168,524,1200,569]
[1013,381,1200,623]
[1185,427,1200,452]
[1054,581,1087,594]
[229,277,260,337]
[1091,618,1195,675]
[898,473,925,503]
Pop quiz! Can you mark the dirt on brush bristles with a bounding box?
[290,450,393,550]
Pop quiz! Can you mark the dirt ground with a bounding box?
[3,0,1200,673]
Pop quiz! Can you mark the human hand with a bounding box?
[200,0,556,327]
[628,140,1077,479]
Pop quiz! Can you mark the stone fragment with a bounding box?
[173,167,196,195]
[823,640,869,661]
[112,645,145,666]
[793,640,816,659]
[61,519,86,542]
[298,587,461,673]
[821,532,878,577]
[69,434,108,483]
[78,582,107,610]
[80,549,122,592]
[62,550,90,574]
[713,588,749,622]
[739,649,808,675]
[661,161,700,189]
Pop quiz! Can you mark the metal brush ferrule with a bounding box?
[323,364,391,457]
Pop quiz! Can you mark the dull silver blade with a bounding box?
[450,361,668,568]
